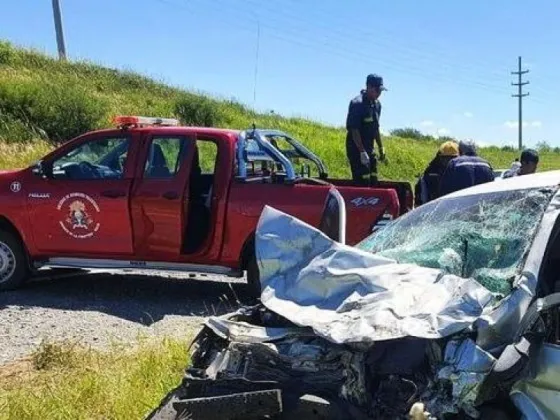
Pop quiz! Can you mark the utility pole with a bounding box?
[51,0,67,60]
[511,56,529,150]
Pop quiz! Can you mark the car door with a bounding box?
[26,133,136,256]
[130,133,194,258]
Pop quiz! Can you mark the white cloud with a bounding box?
[504,120,542,129]
[504,120,526,128]
[463,112,474,118]
[476,140,491,148]
[504,121,518,128]
[420,120,434,127]
[436,128,450,136]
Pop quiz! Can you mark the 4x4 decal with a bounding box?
[350,196,380,207]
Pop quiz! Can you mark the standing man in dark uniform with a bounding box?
[345,74,387,185]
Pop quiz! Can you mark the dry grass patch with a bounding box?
[0,140,52,169]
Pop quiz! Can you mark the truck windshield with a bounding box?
[356,187,556,296]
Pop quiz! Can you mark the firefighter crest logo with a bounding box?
[57,193,101,239]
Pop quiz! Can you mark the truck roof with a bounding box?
[91,126,242,142]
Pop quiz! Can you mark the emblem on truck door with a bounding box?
[57,192,101,239]
[350,197,380,207]
[10,181,21,193]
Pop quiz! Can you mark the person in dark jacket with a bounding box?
[414,141,459,206]
[439,140,494,196]
[345,74,387,185]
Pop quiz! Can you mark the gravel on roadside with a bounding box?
[0,270,248,365]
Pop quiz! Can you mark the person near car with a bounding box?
[414,141,459,206]
[439,140,495,196]
[502,158,521,178]
[503,149,539,178]
[345,74,387,185]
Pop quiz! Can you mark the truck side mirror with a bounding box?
[31,161,52,179]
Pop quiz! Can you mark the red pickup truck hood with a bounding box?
[0,168,24,177]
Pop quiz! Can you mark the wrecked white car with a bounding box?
[148,171,560,420]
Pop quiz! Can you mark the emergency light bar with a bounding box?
[113,115,180,127]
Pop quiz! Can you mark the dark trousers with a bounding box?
[346,139,378,185]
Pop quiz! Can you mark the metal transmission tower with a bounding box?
[511,56,529,150]
[51,0,67,60]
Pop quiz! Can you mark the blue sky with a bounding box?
[1,0,559,147]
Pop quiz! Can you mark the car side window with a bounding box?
[144,136,188,179]
[51,137,130,180]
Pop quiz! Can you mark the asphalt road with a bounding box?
[0,270,250,365]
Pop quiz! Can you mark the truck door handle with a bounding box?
[162,191,179,200]
[101,190,126,198]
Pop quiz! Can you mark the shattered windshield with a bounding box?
[357,187,556,296]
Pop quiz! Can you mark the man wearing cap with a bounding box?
[345,74,387,185]
[439,140,495,196]
[503,149,539,178]
[414,141,459,206]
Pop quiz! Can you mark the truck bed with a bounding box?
[326,178,414,215]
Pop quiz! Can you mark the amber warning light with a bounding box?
[113,115,180,127]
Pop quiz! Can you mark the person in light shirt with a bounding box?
[503,149,539,178]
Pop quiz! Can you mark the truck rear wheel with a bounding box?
[246,252,262,300]
[0,230,28,291]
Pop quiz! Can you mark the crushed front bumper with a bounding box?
[146,305,502,420]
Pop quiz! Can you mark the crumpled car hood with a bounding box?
[256,206,496,345]
[148,201,558,420]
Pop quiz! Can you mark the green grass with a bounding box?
[0,338,190,420]
[1,39,560,182]
[1,38,559,420]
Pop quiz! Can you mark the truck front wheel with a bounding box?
[0,230,28,291]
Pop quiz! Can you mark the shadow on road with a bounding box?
[0,272,251,325]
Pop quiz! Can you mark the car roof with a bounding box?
[445,170,560,199]
[133,126,241,137]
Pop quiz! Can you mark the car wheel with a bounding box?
[0,230,28,291]
[246,252,262,300]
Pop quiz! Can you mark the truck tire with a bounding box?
[246,252,262,300]
[0,230,28,291]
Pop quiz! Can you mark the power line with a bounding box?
[236,0,560,102]
[151,0,554,109]
[51,0,67,60]
[188,0,555,107]
[511,56,530,150]
[167,0,515,98]
[238,0,512,83]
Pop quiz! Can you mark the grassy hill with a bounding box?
[1,40,559,182]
